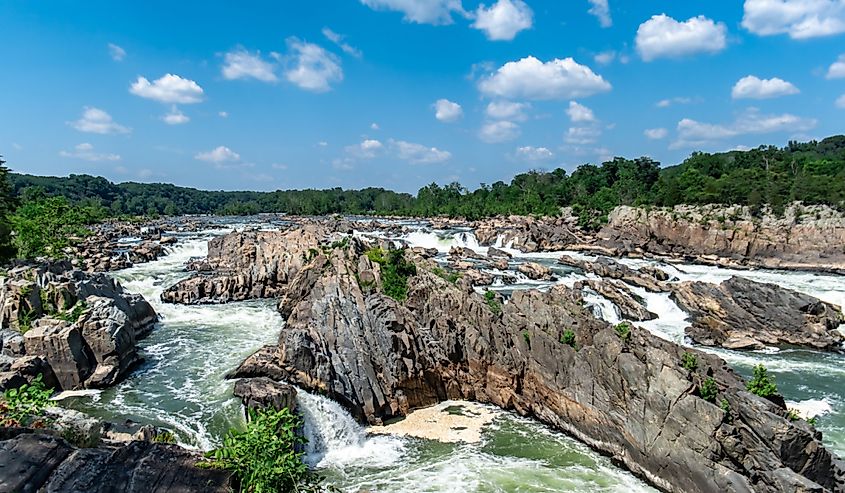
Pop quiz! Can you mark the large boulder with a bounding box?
[558,255,669,292]
[672,276,845,351]
[233,241,845,493]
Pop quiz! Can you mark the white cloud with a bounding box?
[471,0,533,41]
[272,163,289,170]
[742,0,845,39]
[283,38,343,92]
[195,146,241,164]
[130,74,205,104]
[219,111,229,118]
[371,122,380,130]
[644,128,668,140]
[318,141,329,147]
[59,143,120,162]
[587,0,612,27]
[565,126,602,145]
[656,96,693,108]
[108,43,126,61]
[827,54,845,79]
[479,120,520,143]
[222,49,278,82]
[636,14,727,61]
[345,139,384,159]
[594,50,616,65]
[478,56,611,100]
[567,101,596,123]
[434,99,463,122]
[322,27,363,58]
[486,100,530,121]
[515,146,554,161]
[69,107,130,134]
[390,139,452,163]
[672,108,817,148]
[360,0,465,25]
[731,75,799,99]
[837,94,845,108]
[162,106,190,125]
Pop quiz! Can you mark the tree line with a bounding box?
[2,135,844,260]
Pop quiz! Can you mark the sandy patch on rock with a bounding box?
[368,400,497,443]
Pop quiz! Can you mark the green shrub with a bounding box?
[484,290,502,315]
[206,407,325,493]
[746,364,778,398]
[560,330,576,348]
[153,431,177,444]
[365,248,417,302]
[681,352,698,372]
[720,398,730,413]
[807,417,818,426]
[614,322,632,342]
[699,377,718,402]
[432,267,460,284]
[522,331,531,347]
[0,374,54,426]
[56,300,87,323]
[786,409,800,421]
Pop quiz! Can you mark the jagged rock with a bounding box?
[0,432,231,492]
[487,247,512,259]
[672,277,845,351]
[43,407,104,448]
[459,269,494,286]
[516,261,555,281]
[235,244,845,493]
[448,246,483,260]
[0,328,25,356]
[233,377,297,413]
[558,255,669,292]
[575,279,657,321]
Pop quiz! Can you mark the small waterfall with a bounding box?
[296,391,405,470]
[581,289,621,324]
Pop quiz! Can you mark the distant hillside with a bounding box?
[8,135,845,223]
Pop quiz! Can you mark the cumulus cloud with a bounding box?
[69,107,130,134]
[59,143,120,162]
[837,94,845,109]
[742,0,845,39]
[486,100,530,121]
[656,96,693,108]
[283,38,343,92]
[478,56,611,100]
[827,54,845,79]
[221,48,278,82]
[434,99,463,122]
[108,43,126,61]
[672,108,817,148]
[162,106,190,125]
[322,27,363,58]
[130,74,205,104]
[644,128,668,140]
[593,50,617,65]
[587,0,612,27]
[219,111,229,118]
[731,75,799,99]
[479,120,521,143]
[567,101,596,123]
[390,139,452,163]
[636,14,727,61]
[345,139,384,159]
[195,146,241,165]
[565,126,602,145]
[471,0,533,41]
[515,146,554,161]
[360,0,465,25]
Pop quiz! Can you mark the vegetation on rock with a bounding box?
[560,329,577,349]
[614,322,632,342]
[10,195,101,259]
[681,352,698,372]
[0,374,54,426]
[746,364,779,398]
[699,377,718,402]
[366,248,417,302]
[484,290,502,315]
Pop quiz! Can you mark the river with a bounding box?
[60,222,845,492]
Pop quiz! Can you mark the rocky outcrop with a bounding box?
[233,240,845,493]
[233,377,297,413]
[0,431,231,492]
[473,213,586,252]
[516,261,555,281]
[575,279,657,321]
[0,262,157,391]
[161,226,328,304]
[594,204,845,273]
[558,255,669,292]
[672,276,845,351]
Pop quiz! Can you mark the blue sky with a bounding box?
[2,0,844,192]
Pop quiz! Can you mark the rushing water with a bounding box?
[60,222,845,491]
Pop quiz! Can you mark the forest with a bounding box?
[1,135,844,259]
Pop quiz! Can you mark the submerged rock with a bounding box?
[672,276,845,351]
[234,240,845,493]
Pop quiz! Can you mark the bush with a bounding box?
[522,330,531,347]
[0,374,54,426]
[206,407,326,493]
[10,196,100,259]
[614,322,632,342]
[366,248,417,302]
[681,352,698,372]
[431,267,460,284]
[699,377,718,402]
[560,330,576,348]
[484,290,502,315]
[746,364,778,398]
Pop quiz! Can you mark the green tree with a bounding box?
[0,156,15,261]
[9,196,97,259]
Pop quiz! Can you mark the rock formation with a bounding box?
[672,276,845,351]
[575,279,657,321]
[558,255,670,292]
[232,238,845,493]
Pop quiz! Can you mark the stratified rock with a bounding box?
[672,276,845,351]
[558,255,668,292]
[575,279,657,321]
[516,261,555,281]
[0,432,231,492]
[236,243,844,493]
[486,247,512,259]
[233,377,297,412]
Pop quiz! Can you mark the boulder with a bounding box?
[558,255,668,292]
[233,377,297,413]
[575,279,657,321]
[671,276,845,351]
[516,261,555,281]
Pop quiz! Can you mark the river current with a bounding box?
[60,221,845,492]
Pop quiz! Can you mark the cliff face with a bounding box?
[232,239,845,493]
[595,204,845,272]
